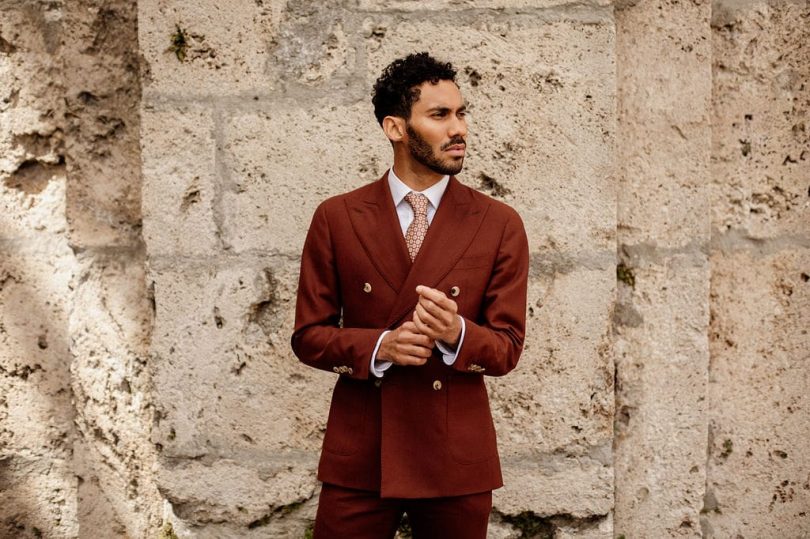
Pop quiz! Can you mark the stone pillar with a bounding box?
[704,0,810,535]
[614,0,713,536]
[1,3,79,537]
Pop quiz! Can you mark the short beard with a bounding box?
[405,123,464,176]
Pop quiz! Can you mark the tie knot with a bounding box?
[404,192,429,216]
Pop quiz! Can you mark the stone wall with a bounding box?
[0,0,807,537]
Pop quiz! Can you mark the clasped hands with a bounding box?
[377,285,462,366]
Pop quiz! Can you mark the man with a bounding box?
[291,52,529,538]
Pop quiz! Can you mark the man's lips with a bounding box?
[444,144,466,155]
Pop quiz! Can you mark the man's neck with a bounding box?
[391,160,444,192]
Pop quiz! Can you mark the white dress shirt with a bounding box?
[369,167,467,377]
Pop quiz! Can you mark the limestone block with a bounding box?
[62,1,144,247]
[271,1,357,87]
[141,104,219,257]
[362,14,616,255]
[148,256,332,460]
[220,103,390,254]
[613,253,710,537]
[0,246,75,458]
[0,456,78,539]
[703,248,810,537]
[68,249,163,537]
[354,0,612,10]
[73,436,129,538]
[157,457,317,527]
[138,0,281,97]
[710,1,809,239]
[488,264,615,455]
[498,452,613,518]
[0,170,68,243]
[0,7,66,240]
[616,0,713,248]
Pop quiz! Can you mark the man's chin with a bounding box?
[437,158,464,176]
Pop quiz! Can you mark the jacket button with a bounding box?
[374,379,382,388]
[450,286,460,297]
[432,380,442,390]
[332,366,340,373]
[363,282,372,293]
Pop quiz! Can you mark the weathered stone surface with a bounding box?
[0,5,66,240]
[616,0,713,249]
[68,249,163,538]
[613,254,711,537]
[490,264,614,455]
[710,0,809,239]
[63,1,143,247]
[499,451,613,517]
[704,247,810,537]
[220,102,390,254]
[157,457,317,527]
[0,456,78,539]
[364,14,617,255]
[148,257,322,453]
[138,0,282,97]
[141,103,220,256]
[614,0,713,537]
[0,245,75,459]
[355,0,612,11]
[148,256,327,524]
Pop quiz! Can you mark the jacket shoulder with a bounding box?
[312,179,378,217]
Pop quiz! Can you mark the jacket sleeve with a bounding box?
[450,207,529,377]
[290,201,381,380]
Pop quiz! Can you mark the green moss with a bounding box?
[303,524,314,539]
[157,521,178,539]
[169,25,189,62]
[617,263,635,288]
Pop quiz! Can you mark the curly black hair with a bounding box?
[372,52,457,126]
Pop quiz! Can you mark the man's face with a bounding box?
[403,79,468,176]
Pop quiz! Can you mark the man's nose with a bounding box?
[448,114,467,138]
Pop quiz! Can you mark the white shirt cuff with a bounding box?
[370,330,393,378]
[435,316,465,366]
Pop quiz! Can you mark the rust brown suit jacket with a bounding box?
[291,170,529,498]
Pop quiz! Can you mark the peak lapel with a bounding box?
[385,176,489,327]
[345,171,411,293]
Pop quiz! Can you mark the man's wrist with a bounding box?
[441,316,463,348]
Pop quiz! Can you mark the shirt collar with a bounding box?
[387,167,449,210]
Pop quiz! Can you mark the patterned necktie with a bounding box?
[404,192,429,262]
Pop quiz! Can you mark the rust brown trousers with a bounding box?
[291,170,529,498]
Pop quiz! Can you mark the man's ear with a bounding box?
[382,116,406,143]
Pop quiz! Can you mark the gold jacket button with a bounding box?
[432,380,442,390]
[450,286,460,297]
[363,282,372,293]
[332,366,340,373]
[374,379,382,388]
[347,367,353,375]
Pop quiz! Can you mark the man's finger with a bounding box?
[416,285,455,311]
[413,311,439,339]
[415,303,442,329]
[418,296,451,320]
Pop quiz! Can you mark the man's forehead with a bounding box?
[412,80,465,109]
